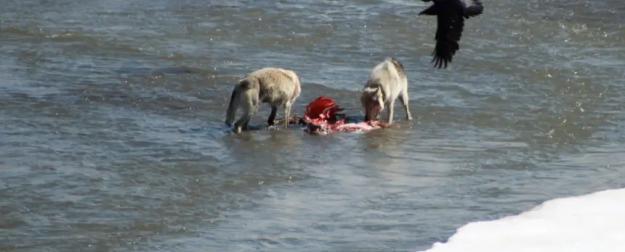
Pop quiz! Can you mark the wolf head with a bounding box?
[361,86,384,121]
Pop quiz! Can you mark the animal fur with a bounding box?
[361,58,412,124]
[225,68,301,133]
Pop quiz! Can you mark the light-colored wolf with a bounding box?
[361,58,412,124]
[225,67,301,133]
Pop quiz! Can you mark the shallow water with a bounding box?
[1,0,624,251]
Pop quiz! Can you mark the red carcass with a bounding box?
[303,96,384,134]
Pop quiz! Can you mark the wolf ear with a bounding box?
[375,87,383,97]
[361,87,374,98]
[375,88,385,109]
[363,86,378,94]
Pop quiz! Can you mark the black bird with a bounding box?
[420,0,483,68]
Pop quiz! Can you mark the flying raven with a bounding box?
[420,0,483,68]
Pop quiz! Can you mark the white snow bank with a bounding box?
[421,188,625,252]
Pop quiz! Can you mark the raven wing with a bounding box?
[461,0,483,18]
[421,0,483,68]
[432,8,464,68]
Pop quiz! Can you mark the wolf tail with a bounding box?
[225,87,238,127]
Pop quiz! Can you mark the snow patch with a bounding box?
[421,188,625,252]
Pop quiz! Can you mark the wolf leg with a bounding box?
[387,99,395,124]
[267,106,277,126]
[283,102,292,128]
[400,89,413,121]
[233,89,258,133]
[234,106,253,133]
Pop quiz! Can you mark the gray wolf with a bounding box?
[225,68,301,133]
[361,58,412,124]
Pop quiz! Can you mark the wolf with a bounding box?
[361,58,412,124]
[225,68,301,133]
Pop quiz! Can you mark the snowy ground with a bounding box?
[421,188,625,252]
